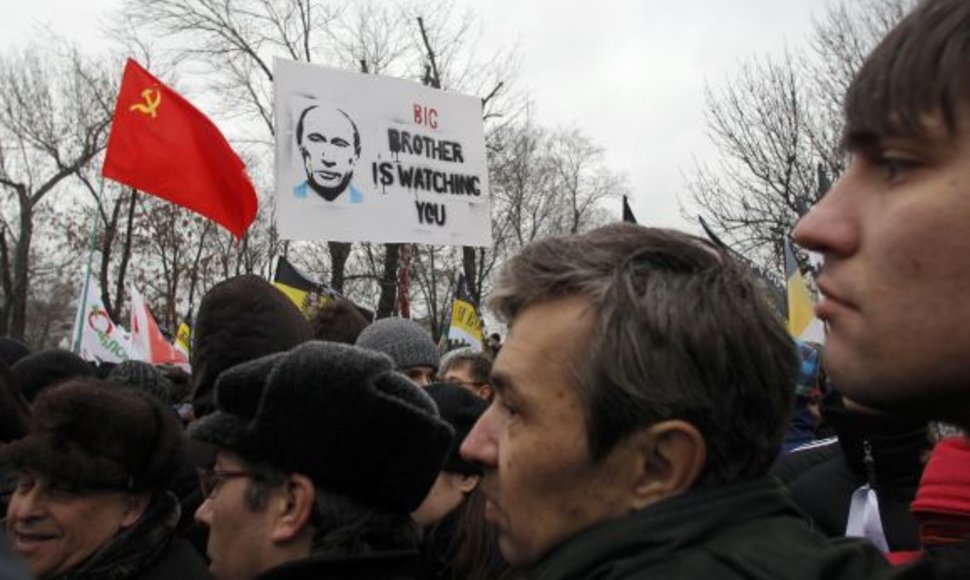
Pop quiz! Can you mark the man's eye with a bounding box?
[497,396,518,418]
[875,154,919,181]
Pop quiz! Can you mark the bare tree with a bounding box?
[488,118,621,252]
[0,46,114,339]
[120,0,521,321]
[686,0,916,272]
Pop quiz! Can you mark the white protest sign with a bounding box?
[274,58,492,246]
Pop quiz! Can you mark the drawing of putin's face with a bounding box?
[297,105,361,201]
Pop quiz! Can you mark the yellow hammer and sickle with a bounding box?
[129,88,161,118]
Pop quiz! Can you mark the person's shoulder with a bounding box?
[772,436,840,485]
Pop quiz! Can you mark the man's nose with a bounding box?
[194,496,213,527]
[8,488,47,521]
[460,404,499,469]
[792,174,859,258]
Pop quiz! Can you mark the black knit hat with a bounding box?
[187,352,285,450]
[424,382,488,475]
[191,275,312,417]
[108,360,173,404]
[0,378,186,494]
[12,348,94,403]
[238,341,454,514]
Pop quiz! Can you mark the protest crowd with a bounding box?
[1,0,970,579]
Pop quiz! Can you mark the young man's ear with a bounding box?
[628,420,706,510]
[270,474,316,544]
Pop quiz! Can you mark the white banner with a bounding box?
[274,58,492,246]
[71,272,132,364]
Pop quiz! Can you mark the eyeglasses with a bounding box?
[197,467,254,498]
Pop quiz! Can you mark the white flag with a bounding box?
[71,272,132,364]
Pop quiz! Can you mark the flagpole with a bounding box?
[72,180,104,353]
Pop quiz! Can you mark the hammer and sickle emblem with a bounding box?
[129,88,161,118]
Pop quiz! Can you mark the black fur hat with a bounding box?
[238,341,454,514]
[1,378,186,494]
[191,275,312,417]
[187,352,285,450]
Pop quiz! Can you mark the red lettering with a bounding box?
[413,104,438,129]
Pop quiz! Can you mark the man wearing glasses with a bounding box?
[190,342,453,580]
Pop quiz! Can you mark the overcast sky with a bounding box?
[2,0,826,232]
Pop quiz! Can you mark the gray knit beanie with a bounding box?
[355,318,440,371]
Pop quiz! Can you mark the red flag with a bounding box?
[102,59,258,238]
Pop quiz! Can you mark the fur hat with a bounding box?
[12,348,93,403]
[187,352,285,450]
[355,317,440,371]
[238,341,453,514]
[424,382,488,475]
[191,275,312,417]
[1,378,186,493]
[108,360,173,403]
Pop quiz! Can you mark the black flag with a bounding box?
[622,195,638,224]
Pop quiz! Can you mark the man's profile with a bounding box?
[294,104,362,203]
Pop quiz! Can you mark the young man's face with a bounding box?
[794,112,970,426]
[403,365,436,387]
[460,296,636,566]
[5,471,143,579]
[441,361,492,398]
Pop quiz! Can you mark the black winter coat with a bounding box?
[525,478,890,580]
[774,400,931,551]
[48,492,211,580]
[253,550,426,580]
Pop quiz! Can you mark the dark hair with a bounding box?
[844,0,970,145]
[488,224,798,487]
[308,298,370,345]
[296,105,362,157]
[425,489,517,580]
[439,349,492,386]
[241,458,420,555]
